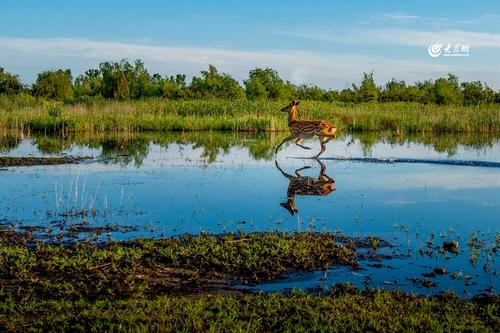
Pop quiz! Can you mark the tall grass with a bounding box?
[1,95,499,133]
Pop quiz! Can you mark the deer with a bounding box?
[275,159,335,216]
[275,100,337,158]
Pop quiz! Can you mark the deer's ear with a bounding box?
[295,101,300,106]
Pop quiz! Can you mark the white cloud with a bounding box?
[0,36,452,88]
[281,29,500,48]
[0,36,498,89]
[379,13,421,22]
[375,13,499,26]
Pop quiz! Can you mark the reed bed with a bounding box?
[1,96,499,133]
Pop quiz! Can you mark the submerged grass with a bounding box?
[1,98,499,133]
[0,230,497,332]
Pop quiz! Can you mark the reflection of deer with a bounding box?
[275,159,335,216]
[275,100,337,158]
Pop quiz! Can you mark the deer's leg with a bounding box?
[275,134,296,154]
[294,165,311,177]
[275,160,294,179]
[314,136,328,158]
[316,159,334,181]
[295,138,311,150]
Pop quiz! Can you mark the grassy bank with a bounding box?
[1,230,497,332]
[1,97,499,133]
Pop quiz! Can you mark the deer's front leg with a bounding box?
[295,138,311,150]
[275,134,296,154]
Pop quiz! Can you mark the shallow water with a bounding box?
[0,131,499,296]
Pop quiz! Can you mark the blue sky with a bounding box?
[1,0,500,88]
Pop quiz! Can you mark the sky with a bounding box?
[1,0,500,89]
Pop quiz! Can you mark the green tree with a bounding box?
[244,68,293,100]
[190,65,244,99]
[0,67,23,95]
[163,75,186,100]
[338,88,357,103]
[415,80,436,104]
[99,61,130,99]
[354,72,379,102]
[380,79,408,102]
[149,73,165,97]
[461,81,495,105]
[74,69,102,97]
[32,69,73,101]
[434,74,463,105]
[322,89,339,102]
[124,59,153,98]
[297,84,325,101]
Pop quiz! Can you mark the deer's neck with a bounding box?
[288,107,298,124]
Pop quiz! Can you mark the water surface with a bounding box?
[1,131,498,296]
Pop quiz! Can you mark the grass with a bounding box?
[2,289,498,332]
[1,96,499,133]
[0,229,497,332]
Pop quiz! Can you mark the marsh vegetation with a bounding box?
[1,60,500,134]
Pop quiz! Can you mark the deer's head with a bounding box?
[281,100,299,113]
[322,182,336,195]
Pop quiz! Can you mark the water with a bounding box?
[0,131,499,297]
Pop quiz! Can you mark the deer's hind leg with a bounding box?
[314,136,330,158]
[295,138,311,150]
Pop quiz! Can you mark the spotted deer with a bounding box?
[275,100,337,158]
[275,159,335,216]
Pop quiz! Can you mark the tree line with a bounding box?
[1,59,499,105]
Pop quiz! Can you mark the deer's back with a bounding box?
[290,120,335,135]
[288,178,335,196]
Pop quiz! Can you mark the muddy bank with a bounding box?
[0,156,91,167]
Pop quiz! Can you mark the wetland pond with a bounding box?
[0,131,499,297]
